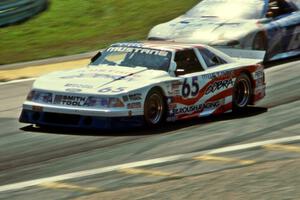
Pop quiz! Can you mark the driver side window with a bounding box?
[198,48,227,68]
[174,49,203,76]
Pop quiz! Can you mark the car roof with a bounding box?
[110,41,206,52]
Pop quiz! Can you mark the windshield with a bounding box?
[91,46,172,71]
[186,0,267,19]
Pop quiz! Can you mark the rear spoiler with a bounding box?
[216,47,266,63]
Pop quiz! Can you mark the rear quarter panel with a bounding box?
[163,63,265,121]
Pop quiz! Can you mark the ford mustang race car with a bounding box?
[19,41,266,129]
[148,0,300,61]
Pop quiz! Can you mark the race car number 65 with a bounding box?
[98,87,126,93]
[182,77,200,98]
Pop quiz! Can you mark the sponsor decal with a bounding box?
[61,73,124,80]
[122,95,129,102]
[202,71,234,80]
[173,104,203,115]
[123,93,142,102]
[172,81,182,88]
[127,102,142,109]
[65,88,82,93]
[254,70,264,79]
[255,78,264,87]
[64,83,93,89]
[106,47,169,57]
[54,95,87,106]
[129,93,142,101]
[205,79,233,95]
[203,100,223,110]
[172,100,223,115]
[168,81,182,95]
[95,68,133,75]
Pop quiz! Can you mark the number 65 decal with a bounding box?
[182,77,200,98]
[98,87,126,93]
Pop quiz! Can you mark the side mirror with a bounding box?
[169,61,186,76]
[91,51,102,63]
[169,61,177,76]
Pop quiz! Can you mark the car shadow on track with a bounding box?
[20,107,268,137]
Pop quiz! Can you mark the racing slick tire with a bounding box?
[252,32,268,50]
[144,88,166,127]
[232,73,253,112]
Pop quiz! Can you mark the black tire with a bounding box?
[144,89,166,127]
[252,33,268,50]
[232,74,253,112]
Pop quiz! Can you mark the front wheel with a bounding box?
[232,74,253,112]
[144,89,166,127]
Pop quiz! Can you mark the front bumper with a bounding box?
[19,109,144,129]
[19,102,144,129]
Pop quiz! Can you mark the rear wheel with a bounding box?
[144,89,166,127]
[233,74,253,112]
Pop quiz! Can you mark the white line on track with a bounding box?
[0,135,300,193]
[0,78,36,86]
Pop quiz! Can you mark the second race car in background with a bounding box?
[20,41,266,129]
[148,0,300,61]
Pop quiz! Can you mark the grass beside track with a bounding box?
[0,0,199,65]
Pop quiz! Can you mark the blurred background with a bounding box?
[0,1,299,200]
[0,0,198,65]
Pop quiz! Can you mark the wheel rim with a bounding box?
[234,78,251,108]
[145,93,163,125]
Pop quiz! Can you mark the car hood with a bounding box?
[33,65,171,95]
[149,16,258,44]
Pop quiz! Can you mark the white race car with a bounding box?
[19,41,266,129]
[148,0,300,61]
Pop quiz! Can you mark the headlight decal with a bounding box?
[27,91,125,108]
[85,97,109,107]
[26,90,36,101]
[108,98,125,108]
[76,96,124,108]
[27,91,53,104]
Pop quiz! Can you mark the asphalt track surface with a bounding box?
[0,59,299,199]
